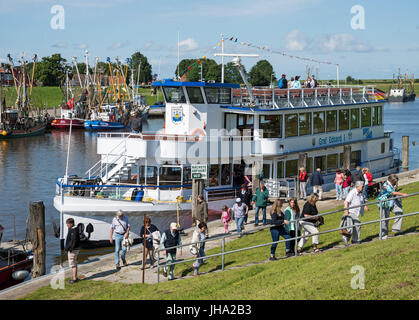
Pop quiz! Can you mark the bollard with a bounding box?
[29,201,46,278]
[402,136,409,172]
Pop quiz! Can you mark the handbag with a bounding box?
[313,215,324,228]
[339,215,353,237]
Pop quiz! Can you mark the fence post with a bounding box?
[157,250,160,283]
[222,237,225,271]
[294,217,299,256]
[379,200,383,240]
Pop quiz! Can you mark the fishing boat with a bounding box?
[388,70,416,103]
[0,241,33,290]
[0,54,48,139]
[54,54,399,247]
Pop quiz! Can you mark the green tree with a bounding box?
[34,53,68,86]
[205,64,221,82]
[249,60,275,86]
[128,52,152,85]
[175,58,218,82]
[346,75,355,83]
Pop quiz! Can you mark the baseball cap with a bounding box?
[170,222,178,230]
[236,197,241,203]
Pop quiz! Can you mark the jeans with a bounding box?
[313,185,323,200]
[299,182,307,199]
[343,186,350,199]
[235,216,245,234]
[270,228,291,256]
[336,184,343,200]
[192,248,206,275]
[362,184,369,201]
[114,233,127,266]
[255,206,267,225]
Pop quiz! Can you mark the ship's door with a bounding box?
[262,160,273,180]
[225,113,237,132]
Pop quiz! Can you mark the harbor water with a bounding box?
[0,100,418,275]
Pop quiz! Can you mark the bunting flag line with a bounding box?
[178,56,207,78]
[219,35,337,66]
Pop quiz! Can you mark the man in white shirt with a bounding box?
[343,181,368,244]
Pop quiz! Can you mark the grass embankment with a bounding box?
[22,181,419,300]
[0,87,160,109]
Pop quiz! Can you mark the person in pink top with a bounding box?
[221,205,231,233]
[334,168,345,200]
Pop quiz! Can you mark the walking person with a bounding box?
[298,167,308,200]
[297,193,321,254]
[232,198,248,237]
[65,218,80,284]
[284,197,300,254]
[269,199,291,260]
[352,165,365,185]
[239,183,252,224]
[334,168,345,200]
[343,169,352,199]
[343,181,369,245]
[378,174,408,239]
[362,167,373,201]
[221,205,231,234]
[160,222,182,281]
[190,222,208,277]
[139,216,159,268]
[310,168,324,200]
[110,210,131,270]
[194,194,209,236]
[251,181,269,226]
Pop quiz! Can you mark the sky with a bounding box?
[1,0,418,80]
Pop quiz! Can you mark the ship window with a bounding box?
[378,106,383,125]
[186,87,204,104]
[326,110,337,132]
[263,163,271,179]
[381,142,385,154]
[162,86,186,104]
[307,157,313,174]
[299,112,312,136]
[361,107,371,127]
[285,159,298,177]
[209,164,219,187]
[327,154,338,173]
[259,115,282,138]
[339,152,344,168]
[339,109,350,131]
[372,106,382,126]
[285,113,298,137]
[351,108,360,129]
[313,111,325,134]
[237,114,254,135]
[221,164,232,185]
[140,166,158,185]
[204,87,231,104]
[183,167,192,185]
[276,161,284,179]
[159,166,182,186]
[314,155,326,173]
[351,151,362,167]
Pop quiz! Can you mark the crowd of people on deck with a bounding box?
[278,74,318,89]
[63,168,409,283]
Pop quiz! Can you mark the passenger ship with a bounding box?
[54,66,398,247]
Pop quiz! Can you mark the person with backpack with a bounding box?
[298,167,308,200]
[377,174,407,239]
[269,199,291,260]
[110,210,131,270]
[251,181,270,226]
[160,222,182,281]
[65,218,81,284]
[190,222,208,277]
[221,205,231,233]
[139,215,159,268]
[278,74,288,89]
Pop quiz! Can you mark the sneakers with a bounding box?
[116,265,121,270]
[122,259,127,266]
[269,256,277,261]
[68,278,79,284]
[343,237,349,246]
[163,270,168,277]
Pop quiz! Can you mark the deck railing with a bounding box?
[155,191,419,283]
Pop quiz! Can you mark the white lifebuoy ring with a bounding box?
[190,128,206,141]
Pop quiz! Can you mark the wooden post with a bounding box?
[343,145,351,170]
[29,201,46,278]
[192,179,204,227]
[252,159,262,195]
[402,136,409,172]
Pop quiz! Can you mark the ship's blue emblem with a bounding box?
[363,127,372,139]
[172,107,183,124]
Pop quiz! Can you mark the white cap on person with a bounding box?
[236,198,241,203]
[170,222,178,230]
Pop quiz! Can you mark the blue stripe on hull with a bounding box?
[84,121,125,130]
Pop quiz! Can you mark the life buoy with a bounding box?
[190,128,206,141]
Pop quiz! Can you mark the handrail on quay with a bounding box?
[155,191,419,283]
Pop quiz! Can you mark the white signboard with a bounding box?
[191,164,207,180]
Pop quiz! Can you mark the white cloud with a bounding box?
[285,30,308,52]
[52,42,68,48]
[76,43,88,50]
[108,41,130,50]
[178,38,199,52]
[320,33,387,53]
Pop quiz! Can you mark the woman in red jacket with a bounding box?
[362,167,373,201]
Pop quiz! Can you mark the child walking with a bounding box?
[221,205,231,233]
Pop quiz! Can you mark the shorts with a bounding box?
[68,250,80,268]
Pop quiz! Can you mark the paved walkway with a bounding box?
[2,169,418,299]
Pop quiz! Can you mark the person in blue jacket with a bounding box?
[310,168,324,200]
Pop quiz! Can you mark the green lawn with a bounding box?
[21,181,419,300]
